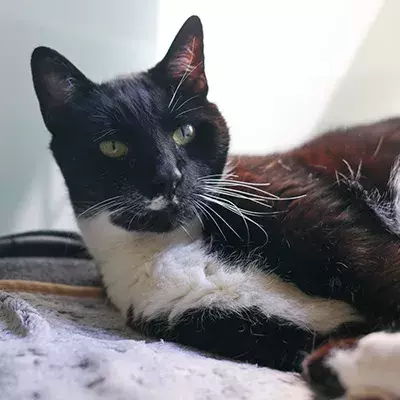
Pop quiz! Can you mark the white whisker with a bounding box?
[170,94,183,113]
[90,201,126,219]
[203,179,306,201]
[204,190,280,216]
[127,210,142,231]
[168,38,201,109]
[204,186,275,204]
[201,193,250,242]
[195,200,227,241]
[191,204,205,229]
[93,128,117,142]
[197,173,238,180]
[196,198,242,241]
[173,95,200,113]
[174,106,204,119]
[180,223,192,239]
[78,196,123,218]
[200,178,271,187]
[198,194,269,244]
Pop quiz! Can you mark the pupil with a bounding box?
[111,141,116,151]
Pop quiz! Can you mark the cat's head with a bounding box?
[30,16,229,233]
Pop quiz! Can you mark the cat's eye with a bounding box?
[172,124,196,146]
[99,140,128,158]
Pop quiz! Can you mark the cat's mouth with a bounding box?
[110,197,183,233]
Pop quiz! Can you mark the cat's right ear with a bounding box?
[154,16,208,96]
[30,47,93,127]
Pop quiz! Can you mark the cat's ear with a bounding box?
[31,47,93,116]
[158,16,208,95]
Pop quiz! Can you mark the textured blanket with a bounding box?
[0,257,311,399]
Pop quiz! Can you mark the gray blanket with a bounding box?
[0,257,311,399]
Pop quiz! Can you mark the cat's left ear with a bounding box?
[31,47,94,130]
[157,16,208,95]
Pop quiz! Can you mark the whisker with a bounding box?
[180,223,192,239]
[200,193,250,242]
[203,180,306,201]
[191,204,205,229]
[199,194,269,244]
[194,200,227,241]
[93,128,117,142]
[170,94,183,113]
[203,188,277,212]
[78,196,123,218]
[197,173,238,180]
[204,181,278,200]
[174,106,204,119]
[204,186,275,204]
[173,95,200,112]
[206,195,280,217]
[87,199,128,220]
[203,188,287,217]
[127,210,142,231]
[168,60,203,108]
[168,38,201,109]
[200,178,271,187]
[196,198,242,241]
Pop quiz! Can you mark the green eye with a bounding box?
[172,124,195,146]
[99,140,128,158]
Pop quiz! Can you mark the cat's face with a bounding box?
[31,16,229,233]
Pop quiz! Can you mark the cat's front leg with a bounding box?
[122,241,361,372]
[128,305,319,372]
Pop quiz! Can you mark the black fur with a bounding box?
[130,306,321,371]
[129,306,369,372]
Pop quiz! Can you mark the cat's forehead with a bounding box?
[90,74,165,128]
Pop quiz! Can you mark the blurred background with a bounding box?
[0,0,398,234]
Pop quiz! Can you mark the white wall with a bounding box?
[0,0,393,234]
[318,0,400,131]
[156,0,384,153]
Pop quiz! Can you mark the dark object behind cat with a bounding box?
[30,15,400,398]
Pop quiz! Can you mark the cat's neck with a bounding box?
[77,213,203,315]
[78,213,202,265]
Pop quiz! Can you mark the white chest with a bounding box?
[78,213,361,333]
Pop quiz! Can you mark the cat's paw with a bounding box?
[302,332,400,400]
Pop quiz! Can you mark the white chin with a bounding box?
[146,195,179,211]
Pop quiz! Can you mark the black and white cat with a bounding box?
[31,16,400,399]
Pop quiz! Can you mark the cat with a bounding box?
[30,15,400,399]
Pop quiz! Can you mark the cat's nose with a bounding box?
[153,166,182,198]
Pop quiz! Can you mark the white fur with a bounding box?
[147,196,168,211]
[173,168,182,180]
[326,332,400,399]
[78,213,361,333]
[388,156,400,234]
[368,155,400,236]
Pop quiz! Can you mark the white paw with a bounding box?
[303,332,400,399]
[327,332,400,399]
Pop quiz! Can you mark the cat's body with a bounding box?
[78,211,359,370]
[29,15,400,399]
[77,117,400,372]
